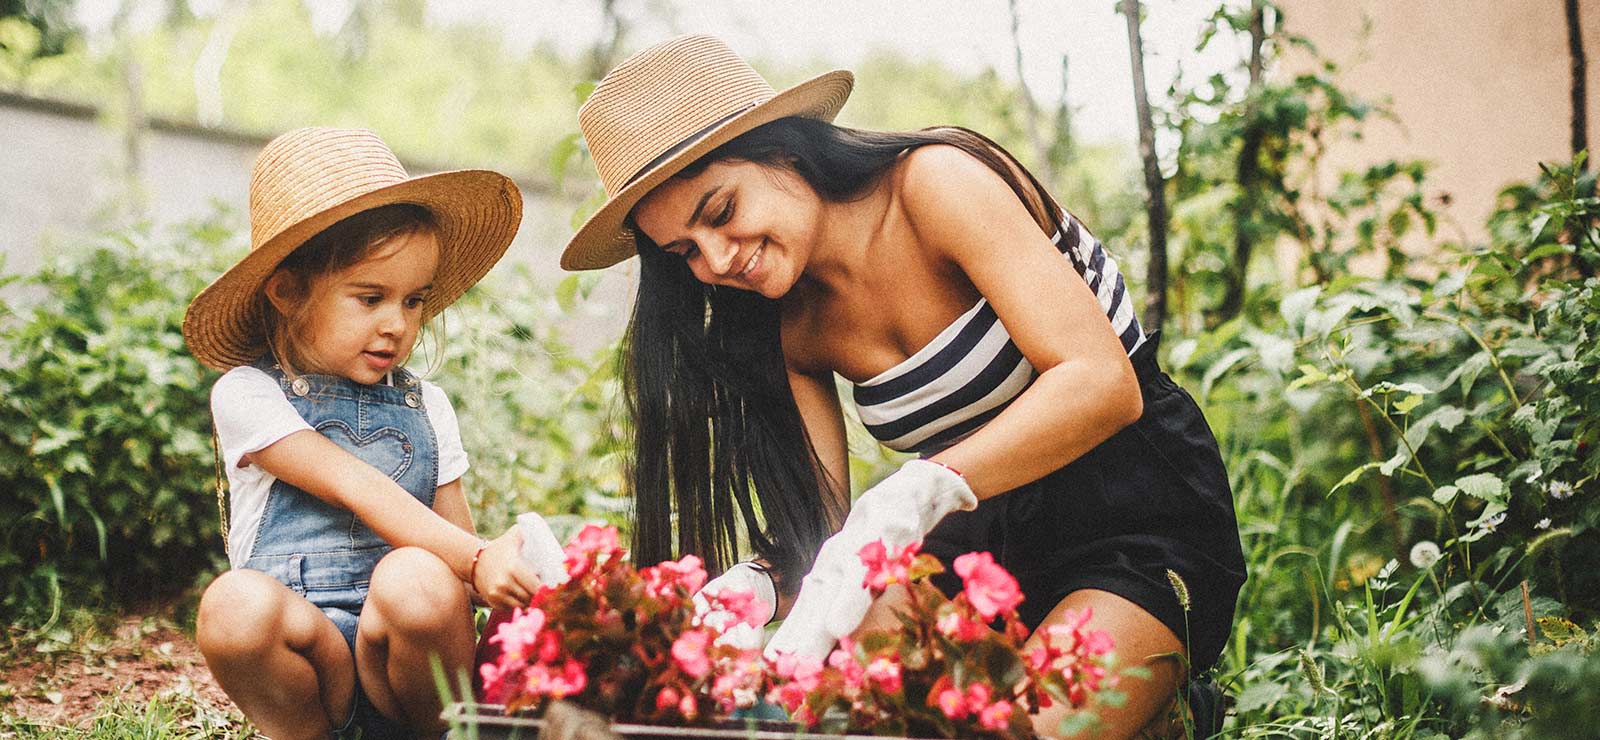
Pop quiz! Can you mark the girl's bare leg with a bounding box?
[356,546,476,735]
[197,569,355,740]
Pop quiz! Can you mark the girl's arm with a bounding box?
[433,479,475,534]
[897,144,1144,499]
[248,432,538,607]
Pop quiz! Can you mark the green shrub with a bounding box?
[0,218,235,625]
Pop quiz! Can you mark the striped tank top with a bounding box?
[852,215,1145,454]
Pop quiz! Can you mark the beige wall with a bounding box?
[1278,0,1598,243]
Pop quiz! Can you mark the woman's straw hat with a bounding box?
[183,127,522,371]
[561,34,853,271]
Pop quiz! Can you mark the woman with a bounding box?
[564,35,1245,738]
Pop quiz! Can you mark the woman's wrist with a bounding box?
[466,538,490,589]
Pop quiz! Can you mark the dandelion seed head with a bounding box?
[1408,541,1442,568]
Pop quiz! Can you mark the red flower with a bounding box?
[953,552,1023,620]
[858,539,919,592]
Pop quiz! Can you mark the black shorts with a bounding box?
[922,334,1247,673]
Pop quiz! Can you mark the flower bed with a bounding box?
[469,526,1120,739]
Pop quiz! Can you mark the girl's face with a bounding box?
[271,228,440,384]
[632,159,822,299]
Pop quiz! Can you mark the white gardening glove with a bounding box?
[694,561,777,650]
[763,459,976,661]
[517,512,570,589]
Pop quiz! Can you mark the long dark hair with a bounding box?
[622,117,1069,591]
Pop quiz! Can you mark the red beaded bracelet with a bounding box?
[467,539,489,589]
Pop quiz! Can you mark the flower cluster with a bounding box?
[765,542,1118,739]
[476,524,765,724]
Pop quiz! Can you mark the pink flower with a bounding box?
[979,700,1013,730]
[671,629,712,678]
[524,659,587,699]
[703,587,766,628]
[656,685,681,713]
[858,539,919,592]
[679,693,698,720]
[936,687,968,719]
[953,552,1023,620]
[827,639,865,691]
[646,554,708,598]
[565,524,622,560]
[864,655,902,693]
[964,681,992,709]
[487,607,546,662]
[479,660,512,702]
[936,608,988,641]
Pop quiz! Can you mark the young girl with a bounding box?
[183,127,542,740]
[564,36,1246,739]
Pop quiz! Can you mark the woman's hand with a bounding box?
[470,526,544,609]
[764,459,976,660]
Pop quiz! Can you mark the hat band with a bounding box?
[620,102,758,189]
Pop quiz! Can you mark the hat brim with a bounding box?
[183,170,522,371]
[560,69,853,271]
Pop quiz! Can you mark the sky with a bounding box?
[427,0,1248,145]
[73,0,1251,145]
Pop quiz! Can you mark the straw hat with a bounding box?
[183,127,522,371]
[561,34,853,271]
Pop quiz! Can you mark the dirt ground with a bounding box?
[0,613,248,733]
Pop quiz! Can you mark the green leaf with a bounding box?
[1455,473,1506,503]
[1331,462,1383,495]
[555,274,581,313]
[1394,394,1423,414]
[1431,485,1460,505]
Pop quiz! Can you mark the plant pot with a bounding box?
[442,702,908,740]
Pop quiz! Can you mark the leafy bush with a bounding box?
[0,218,234,625]
[1180,154,1600,736]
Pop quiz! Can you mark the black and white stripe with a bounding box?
[852,216,1145,453]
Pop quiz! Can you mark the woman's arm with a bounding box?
[758,364,851,619]
[897,145,1144,499]
[788,365,850,528]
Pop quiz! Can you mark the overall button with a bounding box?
[404,392,421,408]
[290,377,310,397]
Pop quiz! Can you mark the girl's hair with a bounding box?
[622,118,1068,591]
[258,203,437,377]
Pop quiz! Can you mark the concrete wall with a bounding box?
[0,93,635,352]
[1277,0,1599,243]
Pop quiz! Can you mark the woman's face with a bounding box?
[632,159,822,299]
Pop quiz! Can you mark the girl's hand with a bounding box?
[470,527,543,609]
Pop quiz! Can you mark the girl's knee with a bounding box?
[197,570,293,659]
[367,547,467,635]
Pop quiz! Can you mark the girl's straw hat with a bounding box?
[560,34,853,271]
[183,127,522,371]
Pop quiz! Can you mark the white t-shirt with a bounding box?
[211,366,470,567]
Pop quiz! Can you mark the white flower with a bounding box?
[1548,480,1575,500]
[1409,541,1442,568]
[1481,511,1508,533]
[1535,518,1552,530]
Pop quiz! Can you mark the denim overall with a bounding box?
[242,359,437,738]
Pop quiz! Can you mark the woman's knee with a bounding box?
[197,569,295,660]
[366,547,467,636]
